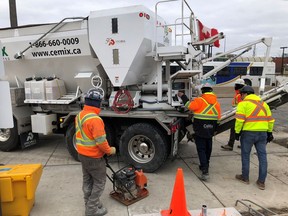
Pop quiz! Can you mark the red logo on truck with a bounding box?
[106,38,115,46]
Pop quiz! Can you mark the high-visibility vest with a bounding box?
[186,93,221,121]
[193,97,219,120]
[232,90,242,107]
[235,95,274,133]
[75,111,108,158]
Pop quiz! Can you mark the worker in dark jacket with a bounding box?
[221,78,245,150]
[76,89,116,216]
[178,83,221,181]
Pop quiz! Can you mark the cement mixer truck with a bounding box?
[1,0,285,172]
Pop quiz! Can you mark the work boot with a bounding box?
[95,206,108,216]
[235,174,249,184]
[256,180,265,190]
[201,170,209,181]
[221,144,233,151]
[199,165,209,171]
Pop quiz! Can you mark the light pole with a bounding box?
[9,0,18,27]
[280,46,288,75]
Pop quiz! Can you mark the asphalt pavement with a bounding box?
[0,98,288,216]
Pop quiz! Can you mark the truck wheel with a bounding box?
[65,123,79,161]
[65,121,116,161]
[0,118,19,151]
[119,123,168,173]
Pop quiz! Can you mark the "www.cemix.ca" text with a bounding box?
[31,47,81,57]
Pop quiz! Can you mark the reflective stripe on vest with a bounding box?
[76,113,102,146]
[193,97,219,120]
[237,99,270,123]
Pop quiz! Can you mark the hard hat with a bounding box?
[201,83,213,93]
[240,85,255,94]
[201,83,212,89]
[235,78,245,85]
[85,88,103,108]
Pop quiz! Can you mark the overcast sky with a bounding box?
[0,0,287,57]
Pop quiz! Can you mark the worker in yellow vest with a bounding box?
[178,83,221,181]
[76,89,116,216]
[221,78,245,150]
[234,86,274,190]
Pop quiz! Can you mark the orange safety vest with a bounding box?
[75,106,111,158]
[186,92,221,121]
[232,90,242,107]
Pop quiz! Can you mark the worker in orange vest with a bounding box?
[76,89,116,216]
[178,83,221,181]
[221,78,245,151]
[234,86,274,190]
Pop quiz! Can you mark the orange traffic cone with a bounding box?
[161,168,191,216]
[221,209,226,216]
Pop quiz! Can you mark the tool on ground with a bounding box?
[105,156,149,206]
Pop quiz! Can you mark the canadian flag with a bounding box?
[197,19,220,48]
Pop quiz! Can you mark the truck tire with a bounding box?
[65,123,79,161]
[119,123,168,173]
[0,118,19,152]
[65,121,116,161]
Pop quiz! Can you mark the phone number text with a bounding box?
[29,37,80,48]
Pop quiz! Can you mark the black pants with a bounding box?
[194,135,212,173]
[228,126,236,147]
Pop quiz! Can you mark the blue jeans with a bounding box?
[240,131,267,182]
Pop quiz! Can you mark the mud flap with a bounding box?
[171,118,185,160]
[171,129,179,160]
[20,131,39,149]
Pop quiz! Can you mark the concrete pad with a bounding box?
[0,134,60,165]
[123,159,224,215]
[1,97,288,215]
[134,207,241,216]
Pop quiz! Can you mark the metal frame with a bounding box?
[235,199,277,216]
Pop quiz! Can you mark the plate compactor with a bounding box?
[105,157,149,205]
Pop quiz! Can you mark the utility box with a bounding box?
[0,164,43,216]
[31,113,57,135]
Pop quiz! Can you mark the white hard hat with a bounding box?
[235,78,245,85]
[201,83,212,89]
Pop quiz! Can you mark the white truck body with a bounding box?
[1,1,287,172]
[0,41,13,128]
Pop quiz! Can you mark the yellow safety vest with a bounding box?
[235,94,274,133]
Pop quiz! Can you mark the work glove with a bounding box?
[109,147,116,155]
[267,132,274,143]
[235,133,240,141]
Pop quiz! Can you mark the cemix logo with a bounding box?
[1,46,10,60]
[26,132,34,142]
[106,38,115,46]
[2,47,8,57]
[106,38,126,46]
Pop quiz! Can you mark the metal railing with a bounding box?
[154,0,194,55]
[14,17,86,59]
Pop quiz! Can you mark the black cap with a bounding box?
[240,86,255,94]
